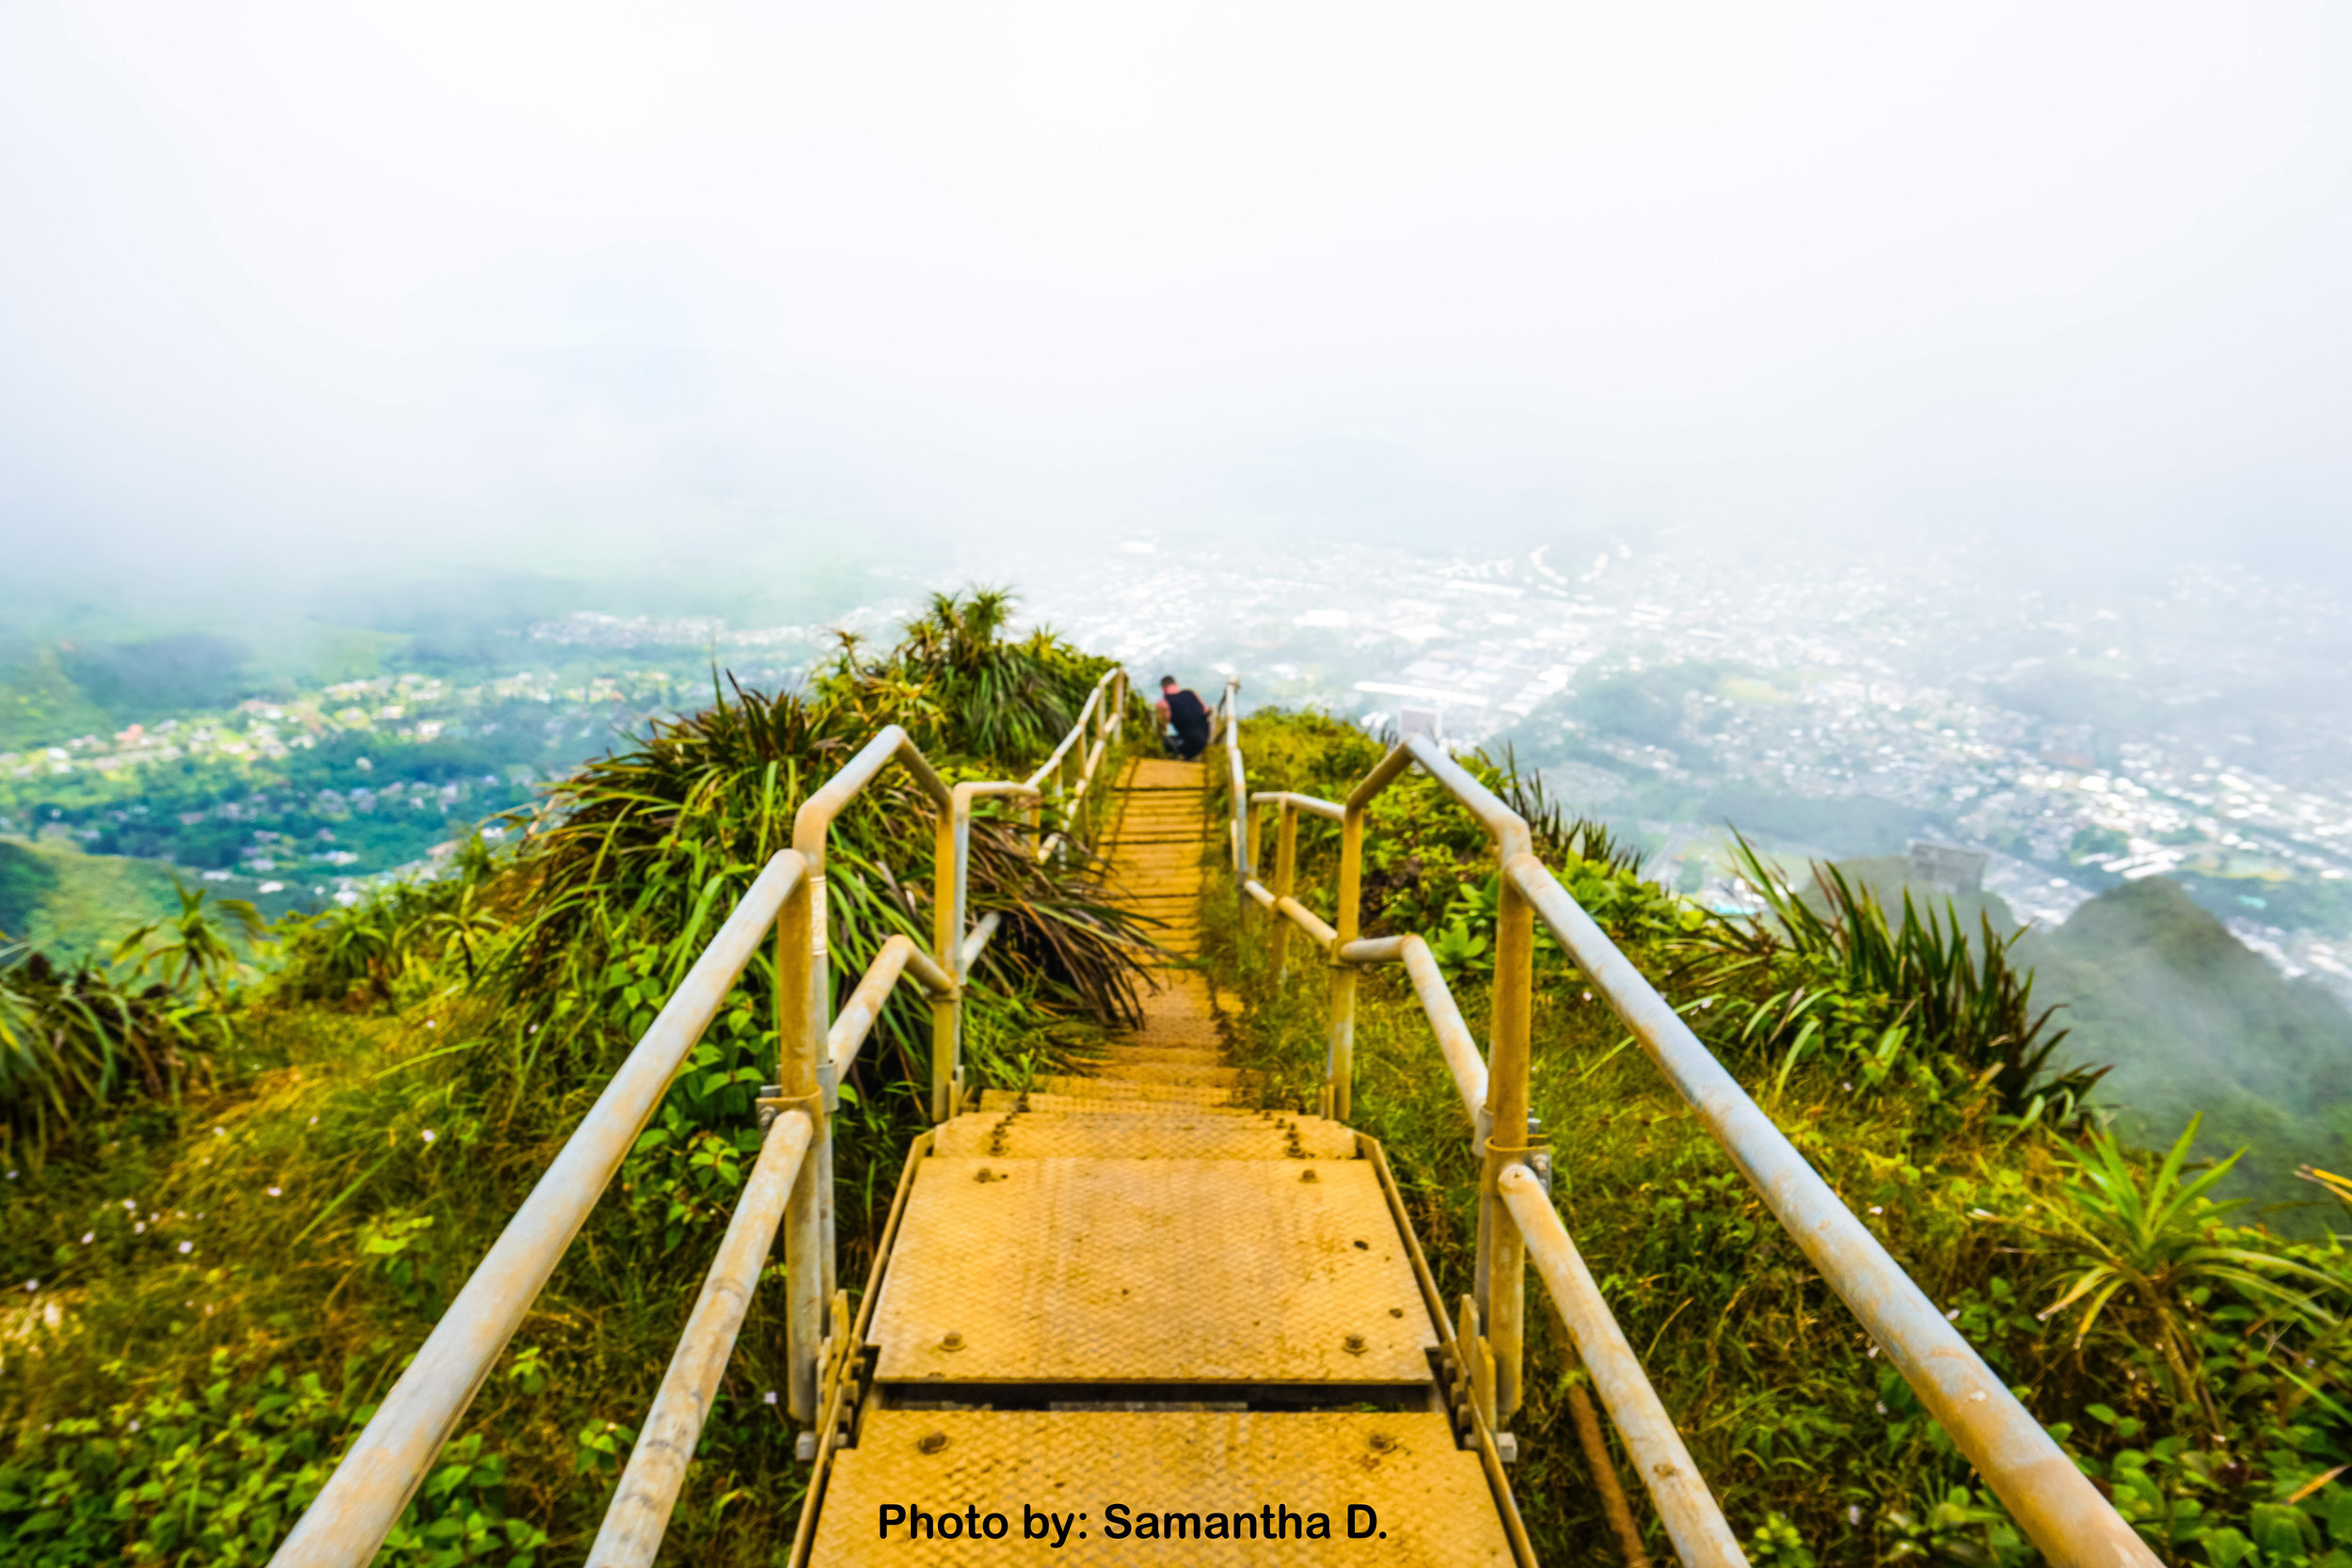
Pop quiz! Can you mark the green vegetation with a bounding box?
[1210,707,2352,1566]
[0,590,1149,1566]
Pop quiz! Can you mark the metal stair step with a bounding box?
[810,1410,1513,1565]
[1034,1074,1245,1106]
[867,1157,1435,1385]
[932,1112,1359,1161]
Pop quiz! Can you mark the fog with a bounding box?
[4,2,2349,607]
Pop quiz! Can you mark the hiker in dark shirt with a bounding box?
[1155,675,1212,760]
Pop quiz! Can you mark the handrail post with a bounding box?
[1327,803,1364,1120]
[1268,801,1300,984]
[775,872,825,1426]
[1478,870,1534,1426]
[930,791,960,1122]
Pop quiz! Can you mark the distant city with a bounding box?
[1011,535,2352,1000]
[7,535,2349,1000]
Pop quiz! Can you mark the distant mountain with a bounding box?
[2018,877,2352,1228]
[1800,861,2352,1230]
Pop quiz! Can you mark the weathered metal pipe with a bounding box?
[585,1108,816,1568]
[1021,669,1120,790]
[1332,934,1488,1122]
[268,850,809,1568]
[1220,681,1249,875]
[960,911,1002,971]
[1267,800,1302,982]
[1504,854,2160,1568]
[1273,895,1336,950]
[1242,878,1278,909]
[827,935,955,1081]
[1498,1165,1746,1568]
[1248,789,1344,822]
[1399,936,1488,1122]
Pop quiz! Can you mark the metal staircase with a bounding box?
[793,755,1529,1562]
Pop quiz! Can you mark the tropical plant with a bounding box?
[1698,837,2105,1123]
[113,878,268,1003]
[815,587,1114,767]
[2014,1116,2340,1429]
[0,942,222,1164]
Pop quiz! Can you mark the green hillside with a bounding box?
[0,840,186,960]
[1793,858,2352,1227]
[0,839,313,966]
[2022,877,2352,1226]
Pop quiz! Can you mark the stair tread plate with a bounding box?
[977,1090,1259,1117]
[932,1116,1358,1160]
[1036,1075,1241,1105]
[870,1157,1434,1384]
[810,1410,1511,1565]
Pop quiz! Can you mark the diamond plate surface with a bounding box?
[932,1112,1359,1161]
[812,1411,1512,1566]
[977,1089,1255,1117]
[1089,1045,1227,1066]
[1034,1074,1242,1106]
[870,1157,1434,1383]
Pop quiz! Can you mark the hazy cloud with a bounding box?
[3,1,2347,592]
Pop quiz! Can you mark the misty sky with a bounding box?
[3,3,2348,593]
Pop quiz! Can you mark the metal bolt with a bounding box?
[1299,1168,1318,1183]
[1368,1432,1396,1453]
[1343,1334,1367,1355]
[939,1332,965,1352]
[917,1432,948,1454]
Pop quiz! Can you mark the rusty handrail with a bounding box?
[1339,934,1486,1125]
[1027,667,1129,862]
[1221,694,2160,1568]
[586,1106,817,1567]
[1250,788,1343,822]
[588,919,962,1568]
[278,673,1122,1567]
[1498,1165,1744,1568]
[268,850,811,1568]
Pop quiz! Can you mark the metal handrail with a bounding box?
[587,926,960,1568]
[274,678,1127,1568]
[586,1106,816,1567]
[1220,697,2160,1568]
[1026,667,1130,862]
[1498,1165,1742,1568]
[268,851,811,1568]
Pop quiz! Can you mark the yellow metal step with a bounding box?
[1032,1074,1245,1106]
[977,1090,1257,1117]
[809,1410,1514,1565]
[932,1111,1359,1161]
[867,1157,1436,1385]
